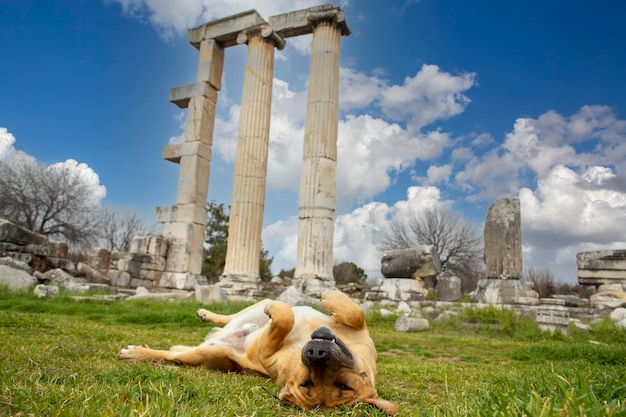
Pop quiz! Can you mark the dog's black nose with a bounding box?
[305,340,330,363]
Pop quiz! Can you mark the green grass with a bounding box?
[1,287,625,416]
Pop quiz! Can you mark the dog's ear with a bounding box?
[363,395,398,415]
[278,385,295,404]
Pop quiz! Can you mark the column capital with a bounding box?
[270,5,351,38]
[307,8,351,36]
[236,24,286,50]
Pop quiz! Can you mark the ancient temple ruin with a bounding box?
[156,5,350,299]
[472,198,539,304]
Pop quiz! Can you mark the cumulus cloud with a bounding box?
[379,64,476,131]
[421,164,452,185]
[47,159,107,204]
[0,127,16,160]
[519,164,626,282]
[1,128,107,207]
[455,105,626,202]
[264,185,448,279]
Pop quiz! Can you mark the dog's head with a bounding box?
[278,326,397,415]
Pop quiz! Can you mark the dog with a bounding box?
[118,290,397,415]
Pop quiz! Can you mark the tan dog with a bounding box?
[118,290,397,415]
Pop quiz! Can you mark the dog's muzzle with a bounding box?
[302,326,353,368]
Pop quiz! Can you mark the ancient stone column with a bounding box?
[156,38,224,290]
[484,197,523,279]
[292,10,349,296]
[155,10,268,291]
[473,197,538,304]
[220,26,285,299]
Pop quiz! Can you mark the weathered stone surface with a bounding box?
[484,198,522,279]
[108,270,131,287]
[365,278,428,302]
[127,290,193,301]
[551,294,588,307]
[0,265,37,290]
[269,4,350,38]
[609,307,626,322]
[88,248,112,271]
[589,290,626,309]
[33,284,59,298]
[130,236,168,258]
[77,262,110,283]
[222,30,278,287]
[472,278,539,304]
[195,284,227,304]
[130,278,154,289]
[537,298,570,335]
[294,11,348,293]
[577,249,626,285]
[159,272,204,290]
[0,219,48,246]
[0,256,31,273]
[37,268,79,287]
[381,246,441,279]
[435,272,462,301]
[277,286,320,307]
[394,317,429,332]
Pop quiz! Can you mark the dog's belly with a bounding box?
[202,305,333,353]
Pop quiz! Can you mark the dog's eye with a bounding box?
[299,380,313,388]
[335,382,354,391]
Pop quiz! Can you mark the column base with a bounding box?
[159,272,208,290]
[219,274,262,301]
[292,276,337,298]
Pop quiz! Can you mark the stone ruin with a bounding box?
[364,246,441,303]
[577,250,626,309]
[472,198,539,305]
[149,5,351,300]
[0,5,354,302]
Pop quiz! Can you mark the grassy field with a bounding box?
[1,287,625,417]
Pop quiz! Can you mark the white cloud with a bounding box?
[451,106,626,282]
[455,105,626,201]
[338,67,386,111]
[520,164,626,283]
[1,129,107,208]
[379,64,476,131]
[47,159,107,204]
[0,127,16,160]
[422,164,452,185]
[264,185,448,279]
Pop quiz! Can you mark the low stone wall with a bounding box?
[87,236,168,289]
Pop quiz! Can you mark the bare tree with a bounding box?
[99,208,159,252]
[0,158,102,248]
[381,207,484,292]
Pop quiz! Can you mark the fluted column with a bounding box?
[294,13,347,296]
[221,26,284,298]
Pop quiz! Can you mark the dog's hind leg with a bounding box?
[197,299,272,326]
[118,344,241,371]
[321,290,366,330]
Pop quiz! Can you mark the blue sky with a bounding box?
[2,0,626,283]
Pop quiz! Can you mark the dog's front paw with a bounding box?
[118,344,149,361]
[197,309,210,322]
[321,290,348,309]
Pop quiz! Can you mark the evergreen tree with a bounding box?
[202,201,273,282]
